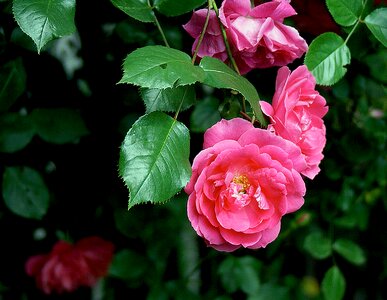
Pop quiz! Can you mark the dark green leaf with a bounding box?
[111,0,154,22]
[218,256,261,295]
[0,113,35,153]
[120,45,205,89]
[13,0,76,53]
[303,231,332,259]
[109,249,148,281]
[0,59,26,112]
[190,96,221,132]
[119,112,191,209]
[332,239,366,265]
[30,108,89,144]
[365,49,387,84]
[321,266,346,300]
[326,0,362,26]
[364,8,387,47]
[2,166,49,219]
[154,0,206,17]
[305,32,351,86]
[199,56,266,126]
[141,85,196,113]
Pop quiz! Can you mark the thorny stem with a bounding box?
[148,0,170,47]
[192,1,213,64]
[210,0,240,75]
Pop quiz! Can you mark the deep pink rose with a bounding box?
[219,0,308,73]
[260,65,329,179]
[183,9,228,62]
[185,118,306,252]
[25,236,115,294]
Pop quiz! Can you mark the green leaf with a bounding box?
[30,108,89,144]
[0,113,35,153]
[304,32,351,86]
[332,239,366,265]
[109,249,148,281]
[111,0,154,22]
[326,0,362,26]
[303,232,332,259]
[0,59,26,112]
[364,8,387,47]
[365,49,387,84]
[119,111,191,209]
[13,0,76,53]
[190,96,221,132]
[2,166,49,219]
[154,0,206,17]
[141,85,196,113]
[198,56,266,126]
[218,256,261,295]
[321,266,346,300]
[119,45,205,89]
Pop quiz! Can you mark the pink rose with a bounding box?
[185,118,306,252]
[219,0,308,73]
[183,9,228,62]
[25,236,115,294]
[260,65,329,179]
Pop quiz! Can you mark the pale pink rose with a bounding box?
[219,0,308,73]
[260,65,329,179]
[185,118,306,252]
[183,9,228,62]
[25,236,115,294]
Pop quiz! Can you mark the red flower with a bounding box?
[25,236,115,294]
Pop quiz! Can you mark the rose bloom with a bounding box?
[25,236,115,294]
[219,0,308,73]
[260,65,329,179]
[185,118,306,252]
[183,9,228,62]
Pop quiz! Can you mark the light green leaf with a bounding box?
[303,231,332,259]
[326,0,362,26]
[120,45,205,89]
[13,0,76,53]
[305,32,351,86]
[2,166,49,219]
[111,0,154,22]
[199,56,266,126]
[141,85,196,113]
[364,8,387,47]
[321,266,346,300]
[154,0,206,17]
[0,59,26,112]
[119,111,191,209]
[30,108,89,144]
[0,113,35,153]
[190,96,221,133]
[332,239,366,265]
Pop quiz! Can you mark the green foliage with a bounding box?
[111,0,154,22]
[0,113,34,153]
[119,45,205,89]
[326,0,362,26]
[199,56,266,126]
[12,0,76,53]
[153,0,206,17]
[2,166,49,219]
[304,32,351,86]
[303,231,332,259]
[0,59,26,112]
[29,108,90,144]
[141,85,196,113]
[364,8,387,47]
[321,266,346,300]
[190,96,221,132]
[332,238,366,266]
[119,112,191,209]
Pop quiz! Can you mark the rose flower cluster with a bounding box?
[25,236,115,294]
[184,0,328,251]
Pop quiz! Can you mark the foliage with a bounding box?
[0,0,386,299]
